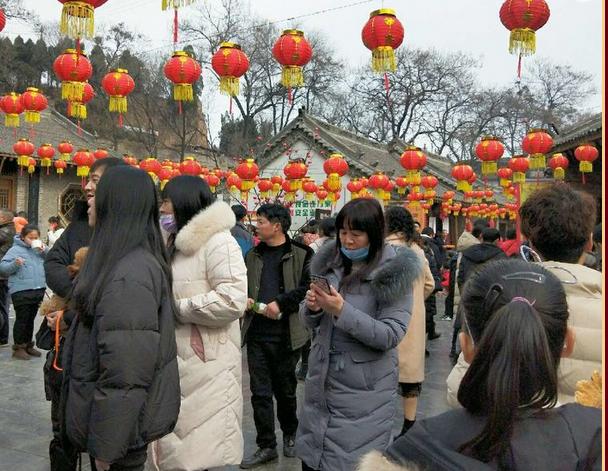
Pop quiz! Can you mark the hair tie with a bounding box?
[511,296,536,307]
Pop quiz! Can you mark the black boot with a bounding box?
[240,448,278,469]
[397,418,415,438]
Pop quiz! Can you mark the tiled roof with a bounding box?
[553,113,602,147]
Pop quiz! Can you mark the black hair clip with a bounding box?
[502,271,546,284]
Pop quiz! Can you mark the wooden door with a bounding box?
[0,178,15,210]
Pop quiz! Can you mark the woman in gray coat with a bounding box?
[296,198,422,471]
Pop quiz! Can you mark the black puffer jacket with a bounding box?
[61,248,180,463]
[457,243,506,290]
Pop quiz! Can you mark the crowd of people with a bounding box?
[0,157,602,471]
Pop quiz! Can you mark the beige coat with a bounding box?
[446,261,603,408]
[147,201,248,471]
[386,234,434,383]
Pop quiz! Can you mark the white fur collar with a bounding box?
[174,201,236,255]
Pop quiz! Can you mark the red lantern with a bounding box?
[179,156,202,176]
[316,189,328,204]
[406,191,424,208]
[102,68,135,125]
[257,179,273,199]
[475,136,504,175]
[123,155,138,167]
[272,30,313,91]
[522,129,553,169]
[548,153,569,181]
[496,167,513,188]
[206,173,220,192]
[54,159,68,176]
[1,93,24,127]
[0,9,5,32]
[13,138,35,169]
[235,158,259,192]
[368,172,391,200]
[302,180,318,201]
[508,156,530,183]
[442,191,455,204]
[58,0,108,39]
[37,144,55,175]
[400,146,427,182]
[283,159,308,192]
[211,43,249,96]
[323,153,349,192]
[347,179,364,199]
[157,166,173,189]
[139,158,162,179]
[72,149,95,178]
[164,51,202,102]
[68,82,94,120]
[58,141,74,161]
[20,88,48,124]
[361,9,405,73]
[394,176,408,195]
[93,148,109,160]
[53,49,93,101]
[574,144,599,176]
[484,190,494,201]
[451,164,474,192]
[421,175,438,199]
[26,157,36,175]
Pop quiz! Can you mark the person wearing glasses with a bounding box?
[358,259,601,471]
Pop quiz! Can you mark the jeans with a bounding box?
[11,289,45,345]
[0,280,9,343]
[247,337,301,449]
[90,447,147,471]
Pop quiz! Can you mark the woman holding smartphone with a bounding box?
[295,198,423,471]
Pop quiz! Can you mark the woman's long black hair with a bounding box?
[457,259,568,467]
[73,166,173,323]
[334,198,385,290]
[162,175,215,233]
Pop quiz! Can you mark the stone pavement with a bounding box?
[0,295,454,471]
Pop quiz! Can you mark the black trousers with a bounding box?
[302,462,318,471]
[425,293,437,337]
[0,280,9,343]
[90,447,147,471]
[247,336,301,449]
[11,288,45,345]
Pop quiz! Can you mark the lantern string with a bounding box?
[178,100,182,115]
[517,53,522,79]
[173,8,179,44]
[229,96,233,115]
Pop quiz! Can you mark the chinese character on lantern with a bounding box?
[102,68,135,126]
[272,30,312,102]
[522,128,553,170]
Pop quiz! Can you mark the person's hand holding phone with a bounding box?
[310,284,344,317]
[305,287,322,312]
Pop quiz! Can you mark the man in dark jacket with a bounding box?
[0,208,16,347]
[422,227,446,269]
[43,157,125,471]
[241,204,313,469]
[457,227,506,290]
[231,204,254,257]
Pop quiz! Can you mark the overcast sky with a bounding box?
[6,0,604,140]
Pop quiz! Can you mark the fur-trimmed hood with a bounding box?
[357,451,417,471]
[175,201,236,256]
[310,240,423,305]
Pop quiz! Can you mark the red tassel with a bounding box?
[77,120,82,136]
[229,96,233,115]
[76,37,81,55]
[517,53,522,79]
[118,114,123,127]
[288,88,293,105]
[178,100,182,115]
[173,9,178,44]
[46,167,50,176]
[582,173,586,185]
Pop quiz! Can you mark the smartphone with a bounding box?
[310,274,331,294]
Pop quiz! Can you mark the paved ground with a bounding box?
[0,295,454,471]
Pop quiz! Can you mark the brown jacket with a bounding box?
[386,234,434,383]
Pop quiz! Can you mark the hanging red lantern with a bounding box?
[20,88,48,124]
[283,159,308,192]
[123,155,138,167]
[72,149,95,179]
[347,179,364,199]
[394,176,408,195]
[272,30,313,95]
[58,141,74,161]
[361,9,405,73]
[140,158,162,180]
[323,153,349,192]
[157,166,173,189]
[475,136,504,176]
[316,189,328,204]
[164,51,202,102]
[235,158,259,192]
[484,189,494,201]
[548,153,569,181]
[302,180,318,201]
[13,138,35,170]
[257,179,273,199]
[368,172,390,200]
[451,164,474,192]
[211,42,249,96]
[206,173,220,192]
[421,175,438,199]
[68,82,94,120]
[508,155,530,183]
[93,148,109,160]
[496,167,513,188]
[179,156,202,176]
[574,144,599,175]
[58,0,108,39]
[499,0,550,76]
[102,68,135,126]
[400,146,427,184]
[54,159,68,176]
[37,144,55,175]
[406,191,424,208]
[1,93,24,127]
[53,49,93,102]
[442,191,455,204]
[522,128,553,170]
[26,157,36,175]
[0,9,5,32]
[225,173,241,193]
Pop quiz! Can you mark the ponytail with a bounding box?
[457,299,559,465]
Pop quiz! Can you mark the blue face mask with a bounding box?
[340,246,370,262]
[160,214,177,234]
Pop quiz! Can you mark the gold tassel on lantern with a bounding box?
[69,103,87,120]
[162,0,196,10]
[509,28,536,56]
[77,166,91,178]
[327,173,341,192]
[219,76,240,96]
[481,161,497,175]
[62,81,86,102]
[25,111,41,124]
[372,46,397,73]
[513,171,526,184]
[28,162,36,174]
[529,154,546,170]
[456,181,471,192]
[281,66,304,88]
[5,114,20,127]
[60,1,95,39]
[579,161,593,173]
[553,168,565,180]
[173,83,194,101]
[17,155,29,167]
[109,96,128,113]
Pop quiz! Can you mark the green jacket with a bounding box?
[242,238,313,350]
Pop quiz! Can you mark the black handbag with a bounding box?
[35,320,54,351]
